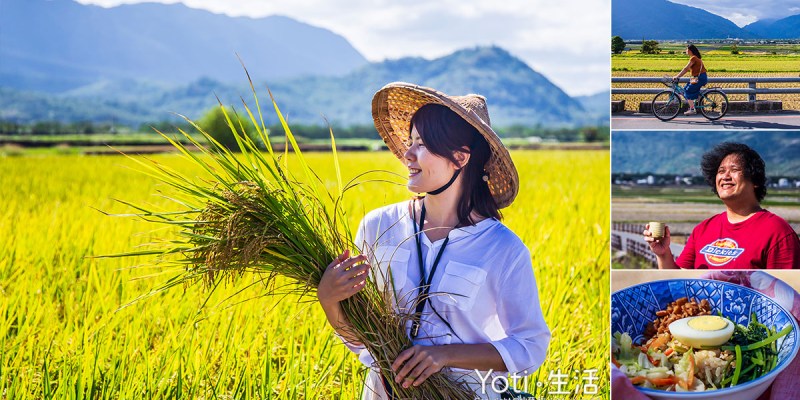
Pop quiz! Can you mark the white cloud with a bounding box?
[725,12,759,27]
[75,0,610,96]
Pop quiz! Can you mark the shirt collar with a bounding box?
[405,208,498,246]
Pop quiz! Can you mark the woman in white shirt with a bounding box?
[316,82,550,399]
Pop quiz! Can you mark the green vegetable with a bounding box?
[721,315,793,387]
[722,362,756,387]
[720,359,732,387]
[723,325,793,352]
[728,323,751,346]
[750,351,764,366]
[733,345,742,386]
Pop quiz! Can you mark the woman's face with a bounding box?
[686,47,692,57]
[403,125,460,194]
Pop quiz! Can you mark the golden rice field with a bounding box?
[612,54,800,111]
[612,54,800,73]
[0,149,610,399]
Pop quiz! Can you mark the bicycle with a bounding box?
[651,76,729,121]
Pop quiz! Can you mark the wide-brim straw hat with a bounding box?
[371,82,519,209]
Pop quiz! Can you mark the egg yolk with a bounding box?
[687,316,728,331]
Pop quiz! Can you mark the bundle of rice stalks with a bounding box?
[102,74,475,399]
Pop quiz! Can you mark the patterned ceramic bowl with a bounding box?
[611,279,799,400]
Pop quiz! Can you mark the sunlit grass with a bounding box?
[0,149,609,399]
[612,54,800,73]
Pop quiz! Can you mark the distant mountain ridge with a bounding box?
[0,0,368,92]
[1,47,607,128]
[613,0,799,39]
[0,1,607,128]
[612,131,800,176]
[744,15,800,39]
[575,92,610,125]
[260,46,593,127]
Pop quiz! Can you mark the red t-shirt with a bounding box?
[675,210,800,269]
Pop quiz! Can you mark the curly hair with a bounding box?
[700,142,766,202]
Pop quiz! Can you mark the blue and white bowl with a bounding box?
[612,279,799,400]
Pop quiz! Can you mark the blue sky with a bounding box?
[75,0,611,96]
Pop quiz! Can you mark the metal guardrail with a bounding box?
[613,223,645,235]
[612,77,800,102]
[612,223,685,268]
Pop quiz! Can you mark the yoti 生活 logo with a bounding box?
[700,238,745,266]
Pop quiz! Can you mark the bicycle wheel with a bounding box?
[651,90,682,121]
[698,89,728,120]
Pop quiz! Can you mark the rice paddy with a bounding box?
[612,53,800,111]
[0,149,609,399]
[612,54,800,73]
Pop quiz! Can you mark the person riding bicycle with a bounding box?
[673,44,707,116]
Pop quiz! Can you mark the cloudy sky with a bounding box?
[75,0,610,96]
[669,0,800,27]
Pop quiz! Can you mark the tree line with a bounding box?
[612,36,660,54]
[2,106,608,148]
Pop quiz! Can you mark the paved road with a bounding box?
[612,111,800,130]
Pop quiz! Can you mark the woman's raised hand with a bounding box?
[317,249,370,306]
[643,223,672,257]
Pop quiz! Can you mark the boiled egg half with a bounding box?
[668,315,735,348]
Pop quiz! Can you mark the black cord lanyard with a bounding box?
[382,199,454,399]
[410,199,450,339]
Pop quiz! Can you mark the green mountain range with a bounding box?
[0,0,367,92]
[1,47,608,128]
[612,131,800,176]
[613,0,799,40]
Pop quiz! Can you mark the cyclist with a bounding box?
[673,44,707,116]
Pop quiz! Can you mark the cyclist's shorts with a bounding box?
[684,72,708,100]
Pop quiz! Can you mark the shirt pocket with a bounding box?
[434,261,487,311]
[370,245,410,295]
[414,323,454,346]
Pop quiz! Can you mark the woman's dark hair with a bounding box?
[410,104,501,226]
[700,142,766,202]
[687,44,702,59]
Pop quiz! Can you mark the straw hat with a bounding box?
[371,82,519,208]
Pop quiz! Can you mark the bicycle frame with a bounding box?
[665,81,717,111]
[652,79,729,121]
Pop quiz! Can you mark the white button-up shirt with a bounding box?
[342,201,550,399]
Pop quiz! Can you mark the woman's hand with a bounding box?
[392,345,450,388]
[317,249,370,307]
[318,249,370,347]
[643,223,672,257]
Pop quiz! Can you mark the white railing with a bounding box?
[612,77,800,102]
[612,223,685,267]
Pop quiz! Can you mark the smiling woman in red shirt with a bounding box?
[642,142,800,269]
